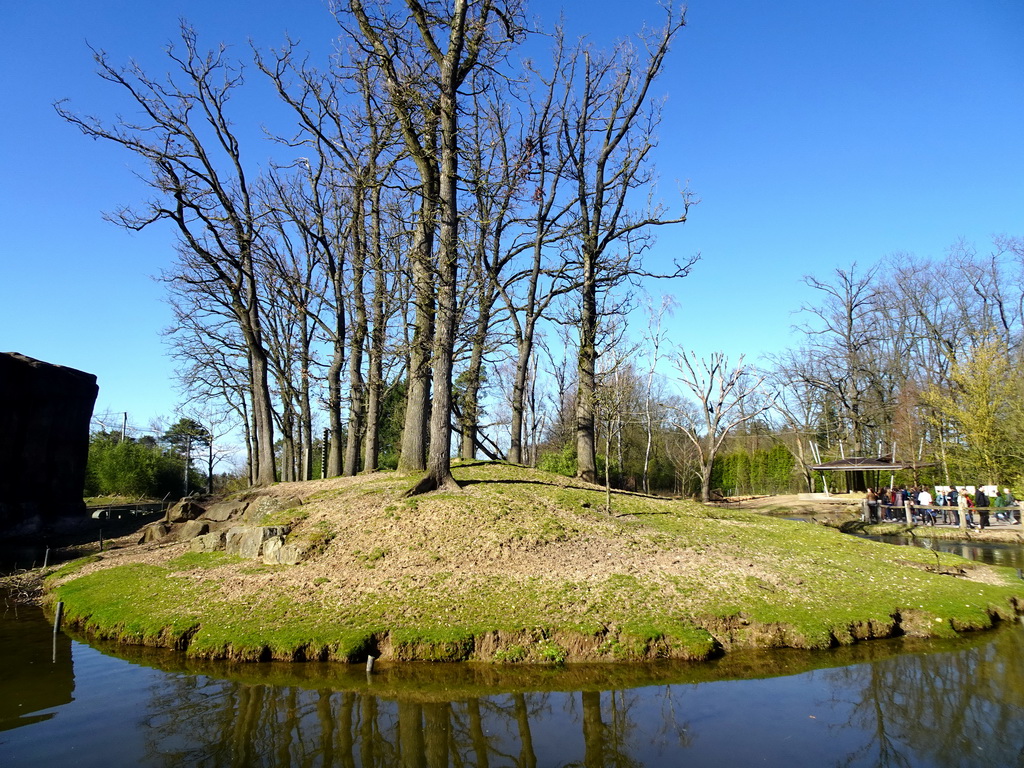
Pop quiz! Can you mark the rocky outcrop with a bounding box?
[243,496,302,525]
[140,522,172,544]
[203,500,248,522]
[191,532,225,553]
[166,500,205,523]
[225,525,291,559]
[0,353,98,534]
[178,519,209,540]
[144,495,308,564]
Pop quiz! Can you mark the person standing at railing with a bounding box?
[918,486,934,525]
[936,488,949,524]
[865,487,879,523]
[1005,489,1019,525]
[956,488,969,530]
[975,486,990,529]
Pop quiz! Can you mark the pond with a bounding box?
[4,540,1024,766]
[860,533,1024,571]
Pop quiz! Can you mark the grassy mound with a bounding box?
[45,461,1024,663]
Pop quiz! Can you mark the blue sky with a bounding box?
[2,0,1022,432]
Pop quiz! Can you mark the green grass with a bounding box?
[84,495,152,507]
[47,461,1024,663]
[167,552,243,571]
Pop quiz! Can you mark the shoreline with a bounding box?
[13,468,1024,664]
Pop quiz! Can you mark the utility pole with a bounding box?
[184,433,191,496]
[208,434,214,495]
[322,429,329,479]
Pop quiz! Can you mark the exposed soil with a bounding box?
[710,493,860,516]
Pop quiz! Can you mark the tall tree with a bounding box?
[347,0,525,494]
[502,32,580,465]
[258,45,403,476]
[922,338,1023,484]
[56,26,278,484]
[559,7,694,483]
[794,263,885,455]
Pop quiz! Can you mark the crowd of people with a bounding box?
[864,485,1021,529]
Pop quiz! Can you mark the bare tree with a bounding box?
[258,43,405,477]
[56,26,278,484]
[164,286,258,482]
[640,295,675,493]
[764,353,829,492]
[347,0,525,494]
[557,7,695,483]
[490,29,582,466]
[669,350,773,502]
[793,263,886,455]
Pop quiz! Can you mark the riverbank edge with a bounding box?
[35,561,1023,665]
[17,466,1024,664]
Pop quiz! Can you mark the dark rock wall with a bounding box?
[0,352,98,531]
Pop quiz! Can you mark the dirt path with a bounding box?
[709,494,860,516]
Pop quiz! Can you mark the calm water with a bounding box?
[863,534,1024,570]
[4,542,1024,766]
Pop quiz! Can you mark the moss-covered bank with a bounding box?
[42,461,1024,663]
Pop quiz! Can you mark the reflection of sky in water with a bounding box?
[597,674,854,767]
[4,631,1023,767]
[1,642,166,766]
[5,556,1024,767]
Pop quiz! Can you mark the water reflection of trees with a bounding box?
[824,627,1024,768]
[141,678,687,767]
[134,630,1024,766]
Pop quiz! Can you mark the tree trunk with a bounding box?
[459,296,491,460]
[576,252,598,484]
[509,335,534,465]
[398,213,434,473]
[344,213,368,476]
[326,340,345,477]
[363,260,386,472]
[363,188,387,472]
[701,457,713,503]
[247,337,278,486]
[412,48,460,495]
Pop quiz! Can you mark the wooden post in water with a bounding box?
[53,601,64,634]
[366,655,376,674]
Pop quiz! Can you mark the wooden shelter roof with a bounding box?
[810,456,932,472]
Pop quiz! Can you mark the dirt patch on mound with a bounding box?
[709,494,861,517]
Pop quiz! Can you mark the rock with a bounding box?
[179,519,209,540]
[166,500,205,523]
[262,536,285,564]
[139,522,171,544]
[237,529,265,559]
[224,526,248,555]
[243,496,302,525]
[225,525,291,558]
[203,500,248,522]
[190,531,225,553]
[278,541,309,565]
[262,537,311,565]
